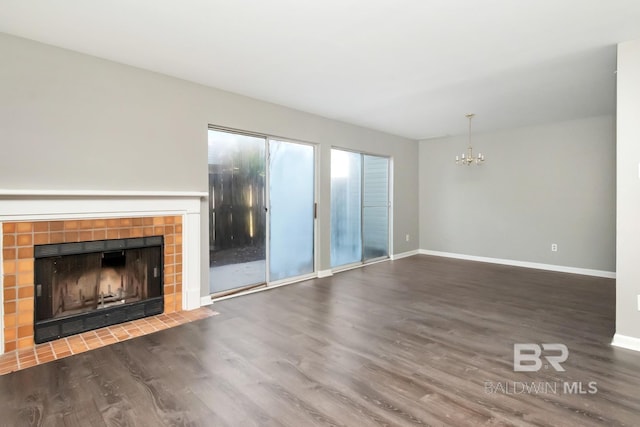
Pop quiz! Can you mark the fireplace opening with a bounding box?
[34,236,164,343]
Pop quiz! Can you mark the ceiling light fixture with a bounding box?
[455,113,485,166]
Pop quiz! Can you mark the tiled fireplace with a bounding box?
[0,192,204,355]
[2,216,183,351]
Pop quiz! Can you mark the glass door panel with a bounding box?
[363,155,389,260]
[330,149,362,268]
[269,140,315,281]
[208,130,266,294]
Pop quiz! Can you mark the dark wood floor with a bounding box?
[2,255,639,426]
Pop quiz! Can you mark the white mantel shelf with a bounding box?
[0,189,208,198]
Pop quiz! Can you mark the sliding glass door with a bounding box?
[208,130,267,294]
[330,150,362,267]
[269,140,315,281]
[362,155,389,261]
[208,129,316,295]
[331,149,389,268]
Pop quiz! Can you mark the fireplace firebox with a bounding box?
[34,236,164,343]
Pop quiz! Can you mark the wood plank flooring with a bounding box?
[1,255,639,426]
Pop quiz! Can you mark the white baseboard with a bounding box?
[612,334,640,353]
[419,249,616,279]
[200,295,213,307]
[317,269,333,278]
[391,250,420,260]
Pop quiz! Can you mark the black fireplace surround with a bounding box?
[34,236,164,343]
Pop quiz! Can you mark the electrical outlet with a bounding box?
[551,243,558,252]
[405,234,410,242]
[637,295,640,311]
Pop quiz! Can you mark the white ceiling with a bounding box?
[2,0,640,139]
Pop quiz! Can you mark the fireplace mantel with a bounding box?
[0,190,206,354]
[0,189,208,198]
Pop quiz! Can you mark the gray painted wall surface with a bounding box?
[419,115,616,272]
[0,33,419,296]
[616,39,640,339]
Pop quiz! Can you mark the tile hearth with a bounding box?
[0,307,217,375]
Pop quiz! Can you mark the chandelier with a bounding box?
[455,113,485,165]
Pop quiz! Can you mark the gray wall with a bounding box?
[419,115,616,272]
[616,39,640,339]
[0,33,420,297]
